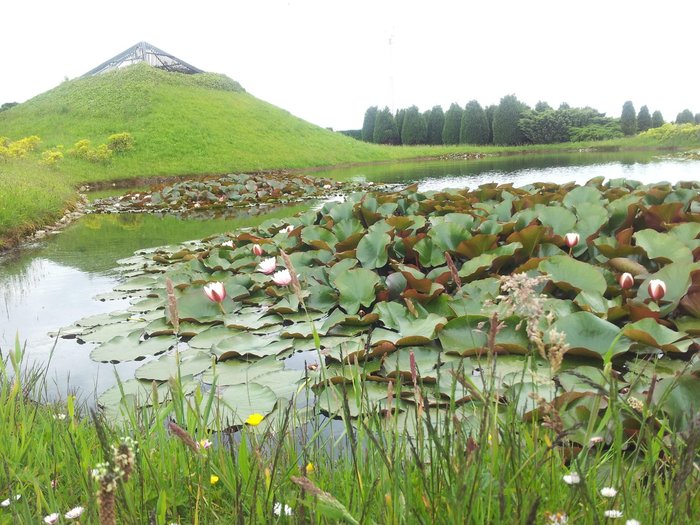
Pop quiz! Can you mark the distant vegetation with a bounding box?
[355,96,700,146]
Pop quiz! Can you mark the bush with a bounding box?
[0,135,41,159]
[638,123,700,146]
[41,149,64,166]
[107,132,135,152]
[69,138,113,163]
[569,122,624,141]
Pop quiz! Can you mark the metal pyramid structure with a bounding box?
[82,41,203,77]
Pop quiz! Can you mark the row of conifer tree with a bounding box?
[349,96,699,146]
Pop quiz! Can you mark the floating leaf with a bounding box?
[135,350,212,381]
[551,312,631,358]
[333,268,381,315]
[540,255,607,295]
[91,332,174,363]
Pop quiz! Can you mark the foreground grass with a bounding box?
[1,338,698,524]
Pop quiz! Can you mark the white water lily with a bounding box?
[257,257,277,275]
[272,269,292,286]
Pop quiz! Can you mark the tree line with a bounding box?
[347,96,700,146]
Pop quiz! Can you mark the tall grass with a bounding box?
[1,331,698,524]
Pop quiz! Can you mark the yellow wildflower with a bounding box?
[210,474,219,485]
[305,462,315,475]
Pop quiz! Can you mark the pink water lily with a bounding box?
[618,272,634,289]
[272,269,292,286]
[252,243,264,256]
[203,282,227,303]
[648,279,667,301]
[257,257,277,274]
[564,232,580,248]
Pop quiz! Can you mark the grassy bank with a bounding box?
[2,337,698,524]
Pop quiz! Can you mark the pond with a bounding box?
[1,151,698,402]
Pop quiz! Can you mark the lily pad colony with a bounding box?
[63,177,700,443]
[89,172,384,217]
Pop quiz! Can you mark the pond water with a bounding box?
[1,151,699,401]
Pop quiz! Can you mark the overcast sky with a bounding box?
[2,0,699,131]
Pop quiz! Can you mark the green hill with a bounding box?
[0,63,452,182]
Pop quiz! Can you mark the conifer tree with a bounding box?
[620,101,637,135]
[676,109,695,124]
[401,106,428,145]
[651,110,664,128]
[442,103,463,145]
[460,100,490,144]
[637,105,652,132]
[373,107,400,145]
[492,95,528,145]
[361,106,378,142]
[426,106,445,145]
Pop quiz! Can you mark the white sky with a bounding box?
[1,0,699,131]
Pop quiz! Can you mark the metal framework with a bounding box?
[82,41,203,77]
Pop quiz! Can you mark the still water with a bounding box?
[1,152,698,400]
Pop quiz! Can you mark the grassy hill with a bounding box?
[0,63,460,183]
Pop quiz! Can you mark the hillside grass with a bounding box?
[2,63,699,247]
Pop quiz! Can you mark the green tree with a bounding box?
[637,105,652,132]
[361,106,378,142]
[518,110,570,143]
[620,101,636,135]
[426,105,445,145]
[535,101,552,112]
[676,109,695,124]
[460,100,489,144]
[558,102,570,110]
[695,113,700,124]
[373,106,400,145]
[0,102,19,112]
[395,108,406,143]
[492,95,528,145]
[401,106,428,145]
[442,103,463,145]
[651,110,664,128]
[485,105,497,144]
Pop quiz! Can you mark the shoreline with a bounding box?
[0,144,686,254]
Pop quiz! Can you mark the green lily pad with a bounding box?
[634,229,693,264]
[356,223,392,269]
[551,311,631,359]
[540,255,607,295]
[333,268,381,315]
[135,350,213,381]
[91,331,174,363]
[213,333,294,360]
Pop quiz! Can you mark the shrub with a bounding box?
[569,122,623,141]
[107,132,135,152]
[6,135,41,158]
[69,139,92,158]
[638,123,700,146]
[69,138,113,163]
[87,144,113,163]
[41,149,64,166]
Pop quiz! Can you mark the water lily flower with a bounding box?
[600,487,618,498]
[273,502,293,516]
[203,282,227,303]
[604,509,623,519]
[562,472,581,485]
[279,224,295,234]
[245,413,265,426]
[257,257,277,274]
[648,279,666,301]
[221,240,235,248]
[272,269,292,286]
[564,232,580,248]
[251,243,264,256]
[64,506,85,520]
[618,272,634,290]
[1,494,21,507]
[44,513,60,524]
